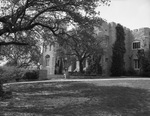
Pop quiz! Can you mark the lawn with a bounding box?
[0,79,150,116]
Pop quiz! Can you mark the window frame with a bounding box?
[49,45,51,51]
[45,55,50,66]
[132,41,141,50]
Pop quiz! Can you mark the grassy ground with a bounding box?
[0,79,150,116]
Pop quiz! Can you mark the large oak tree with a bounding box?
[0,0,110,97]
[0,0,110,43]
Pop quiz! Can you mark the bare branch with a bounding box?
[27,3,70,26]
[0,41,28,46]
[33,23,58,36]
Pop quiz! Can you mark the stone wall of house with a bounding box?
[100,22,150,76]
[130,28,150,72]
[42,44,56,75]
[106,22,117,76]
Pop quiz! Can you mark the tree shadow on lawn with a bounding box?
[50,82,150,116]
[1,82,150,116]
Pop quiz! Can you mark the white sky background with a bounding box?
[97,0,150,30]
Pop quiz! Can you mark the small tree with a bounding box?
[110,24,126,76]
[86,54,102,75]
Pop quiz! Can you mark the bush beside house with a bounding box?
[23,70,39,81]
[0,66,40,83]
[0,66,25,83]
[140,56,150,77]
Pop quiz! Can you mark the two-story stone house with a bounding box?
[40,21,150,77]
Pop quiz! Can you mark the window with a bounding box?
[105,58,108,62]
[45,46,47,52]
[133,42,140,49]
[49,45,51,51]
[45,55,50,66]
[53,44,56,52]
[134,59,140,69]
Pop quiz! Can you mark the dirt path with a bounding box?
[4,78,150,89]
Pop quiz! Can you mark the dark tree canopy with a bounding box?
[0,0,110,37]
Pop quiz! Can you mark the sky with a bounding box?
[97,0,150,30]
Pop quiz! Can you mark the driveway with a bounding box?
[4,77,150,90]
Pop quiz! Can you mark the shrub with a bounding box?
[0,66,26,83]
[23,70,39,81]
[85,65,102,75]
[85,55,102,75]
[140,57,150,77]
[125,67,138,76]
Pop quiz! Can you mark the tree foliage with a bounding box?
[86,54,102,75]
[0,0,110,38]
[57,20,104,73]
[139,51,150,77]
[110,24,126,76]
[0,30,41,67]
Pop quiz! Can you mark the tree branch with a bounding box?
[33,23,58,36]
[0,42,28,46]
[27,3,70,26]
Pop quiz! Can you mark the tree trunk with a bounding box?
[79,60,84,73]
[0,81,4,97]
[59,59,63,74]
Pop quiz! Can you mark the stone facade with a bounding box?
[101,23,150,75]
[131,28,150,72]
[41,43,57,75]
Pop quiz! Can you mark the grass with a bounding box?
[0,80,150,116]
